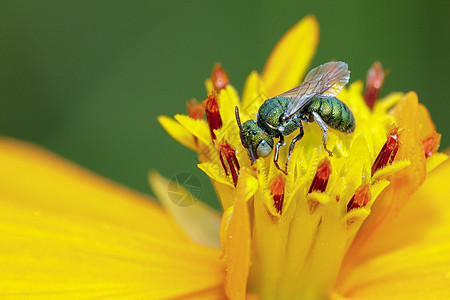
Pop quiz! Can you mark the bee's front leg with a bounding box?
[248,144,257,164]
[274,135,287,174]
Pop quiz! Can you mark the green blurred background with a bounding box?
[0,1,448,209]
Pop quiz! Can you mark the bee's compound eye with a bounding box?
[256,140,273,157]
[251,130,257,135]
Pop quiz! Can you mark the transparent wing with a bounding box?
[279,61,350,120]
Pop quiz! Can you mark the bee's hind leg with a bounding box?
[312,111,332,156]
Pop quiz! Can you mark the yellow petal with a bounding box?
[409,158,450,239]
[218,85,240,126]
[0,138,225,298]
[241,71,268,117]
[373,92,403,115]
[175,114,211,146]
[353,159,450,260]
[335,156,450,299]
[334,238,450,299]
[205,78,214,94]
[262,15,319,97]
[197,160,236,210]
[158,115,196,151]
[221,168,252,300]
[341,92,427,273]
[370,160,411,182]
[149,171,222,249]
[239,170,259,202]
[249,159,296,298]
[182,286,228,300]
[426,152,448,173]
[198,162,234,187]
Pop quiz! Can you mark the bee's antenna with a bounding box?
[235,106,242,128]
[235,106,244,138]
[236,106,256,165]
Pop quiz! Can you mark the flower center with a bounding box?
[195,75,409,299]
[245,124,403,299]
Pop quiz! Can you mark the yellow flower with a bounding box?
[159,15,449,299]
[0,15,449,300]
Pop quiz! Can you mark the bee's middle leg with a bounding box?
[285,123,304,172]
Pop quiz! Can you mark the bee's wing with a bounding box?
[280,61,350,120]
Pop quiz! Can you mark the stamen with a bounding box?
[364,61,385,110]
[422,132,441,158]
[211,63,229,91]
[186,98,204,120]
[308,157,332,193]
[347,183,371,212]
[371,126,400,176]
[203,91,223,140]
[186,98,204,146]
[269,174,286,214]
[218,138,240,186]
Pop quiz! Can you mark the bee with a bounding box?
[235,61,355,174]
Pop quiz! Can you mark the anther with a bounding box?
[186,98,204,120]
[364,61,385,110]
[186,98,204,145]
[422,132,441,158]
[347,183,371,212]
[211,63,229,91]
[308,157,332,193]
[203,91,223,140]
[371,126,400,176]
[218,138,240,186]
[269,174,286,214]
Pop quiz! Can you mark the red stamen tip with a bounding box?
[364,61,385,110]
[211,63,229,91]
[218,138,240,186]
[347,183,371,212]
[309,157,332,193]
[422,132,441,158]
[203,91,223,140]
[186,98,204,120]
[371,126,400,176]
[269,174,286,214]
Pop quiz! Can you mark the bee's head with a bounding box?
[235,107,274,163]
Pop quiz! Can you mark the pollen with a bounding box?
[309,157,332,193]
[211,63,230,91]
[422,132,441,158]
[347,183,371,211]
[364,61,385,110]
[203,91,223,140]
[186,98,204,120]
[371,126,400,176]
[218,138,240,186]
[268,173,286,214]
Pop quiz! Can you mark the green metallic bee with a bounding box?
[235,61,355,174]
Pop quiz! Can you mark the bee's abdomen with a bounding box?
[306,97,355,133]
